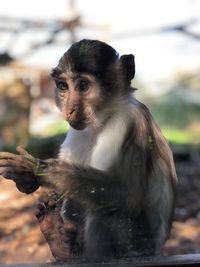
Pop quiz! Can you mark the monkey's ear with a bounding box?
[120,54,135,81]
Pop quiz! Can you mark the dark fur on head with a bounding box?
[59,39,119,75]
[53,39,135,95]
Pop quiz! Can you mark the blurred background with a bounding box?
[0,0,199,264]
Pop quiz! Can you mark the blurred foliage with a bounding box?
[152,91,199,128]
[163,129,199,144]
[149,70,200,145]
[43,120,69,137]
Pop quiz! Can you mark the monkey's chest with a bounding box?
[59,117,126,171]
[59,132,116,170]
[59,128,96,166]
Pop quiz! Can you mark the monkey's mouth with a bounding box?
[68,119,87,130]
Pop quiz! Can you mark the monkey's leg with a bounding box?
[35,192,82,262]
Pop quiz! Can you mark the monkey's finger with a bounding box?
[0,163,23,178]
[0,152,21,160]
[16,146,37,164]
[16,145,28,156]
[0,159,23,167]
[0,159,16,166]
[0,151,36,171]
[0,168,17,180]
[16,147,45,175]
[0,159,34,174]
[0,166,25,173]
[0,166,31,178]
[16,146,40,169]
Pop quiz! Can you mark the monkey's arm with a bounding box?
[0,149,127,212]
[0,147,121,206]
[37,159,124,210]
[38,146,148,212]
[0,146,146,211]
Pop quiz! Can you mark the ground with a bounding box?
[0,180,53,264]
[0,159,199,264]
[165,160,200,255]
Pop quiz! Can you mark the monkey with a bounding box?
[0,39,177,261]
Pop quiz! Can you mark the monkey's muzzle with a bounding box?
[68,119,87,130]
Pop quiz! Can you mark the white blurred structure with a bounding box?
[0,0,199,83]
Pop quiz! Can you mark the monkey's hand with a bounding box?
[0,146,41,194]
[0,146,74,194]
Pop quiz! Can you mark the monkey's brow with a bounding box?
[71,74,88,81]
[50,68,63,79]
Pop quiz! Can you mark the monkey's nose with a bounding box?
[65,109,76,120]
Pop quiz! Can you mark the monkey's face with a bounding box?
[53,71,102,130]
[51,39,135,130]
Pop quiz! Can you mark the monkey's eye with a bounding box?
[55,80,68,91]
[77,79,89,92]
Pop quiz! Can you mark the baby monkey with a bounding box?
[0,39,177,261]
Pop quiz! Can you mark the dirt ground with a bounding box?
[0,179,53,264]
[0,159,199,264]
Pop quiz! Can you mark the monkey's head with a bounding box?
[51,39,135,130]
